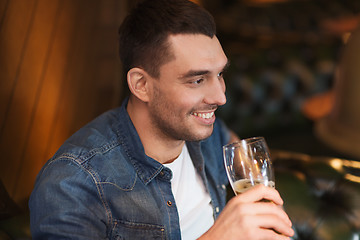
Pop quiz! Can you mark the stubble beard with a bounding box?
[149,99,214,143]
[149,106,214,142]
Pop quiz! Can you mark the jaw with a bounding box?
[183,112,216,140]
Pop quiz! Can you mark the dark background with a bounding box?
[1,0,359,209]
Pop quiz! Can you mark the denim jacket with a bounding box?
[29,98,231,240]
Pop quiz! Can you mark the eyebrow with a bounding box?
[179,60,230,79]
[180,70,210,79]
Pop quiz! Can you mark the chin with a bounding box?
[189,128,214,141]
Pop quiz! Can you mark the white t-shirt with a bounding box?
[164,145,214,240]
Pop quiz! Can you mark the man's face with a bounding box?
[147,34,228,142]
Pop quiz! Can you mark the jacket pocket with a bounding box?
[111,219,166,240]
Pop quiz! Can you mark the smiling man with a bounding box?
[127,34,228,164]
[29,0,294,239]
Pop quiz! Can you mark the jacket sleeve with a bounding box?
[29,157,108,240]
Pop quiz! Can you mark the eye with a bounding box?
[217,71,224,78]
[193,78,204,85]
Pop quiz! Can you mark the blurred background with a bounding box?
[206,0,360,158]
[1,0,360,238]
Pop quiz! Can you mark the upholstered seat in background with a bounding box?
[273,150,360,240]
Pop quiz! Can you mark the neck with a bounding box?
[127,96,185,164]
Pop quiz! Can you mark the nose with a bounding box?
[204,77,226,106]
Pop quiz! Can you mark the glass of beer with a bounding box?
[223,137,275,195]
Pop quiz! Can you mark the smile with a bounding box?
[192,112,214,119]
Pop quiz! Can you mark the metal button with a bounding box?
[167,201,172,206]
[215,207,219,213]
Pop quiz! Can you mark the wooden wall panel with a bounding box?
[10,0,78,203]
[0,1,10,28]
[1,0,60,202]
[0,0,129,207]
[0,0,36,131]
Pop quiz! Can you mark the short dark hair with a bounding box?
[118,0,216,79]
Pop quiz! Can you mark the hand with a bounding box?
[199,184,294,240]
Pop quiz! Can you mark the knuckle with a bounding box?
[235,203,248,214]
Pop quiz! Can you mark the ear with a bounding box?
[127,68,151,102]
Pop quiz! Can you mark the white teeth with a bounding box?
[193,112,214,119]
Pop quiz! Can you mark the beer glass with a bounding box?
[223,137,275,195]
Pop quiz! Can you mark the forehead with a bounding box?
[164,34,228,73]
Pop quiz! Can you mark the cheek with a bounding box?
[181,89,204,104]
[155,84,204,114]
[175,96,199,114]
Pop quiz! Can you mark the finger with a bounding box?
[256,215,295,237]
[237,203,293,231]
[257,228,293,240]
[226,199,292,229]
[235,184,284,205]
[253,202,292,226]
[238,214,293,239]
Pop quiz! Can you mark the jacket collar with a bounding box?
[116,98,165,185]
[116,98,205,185]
